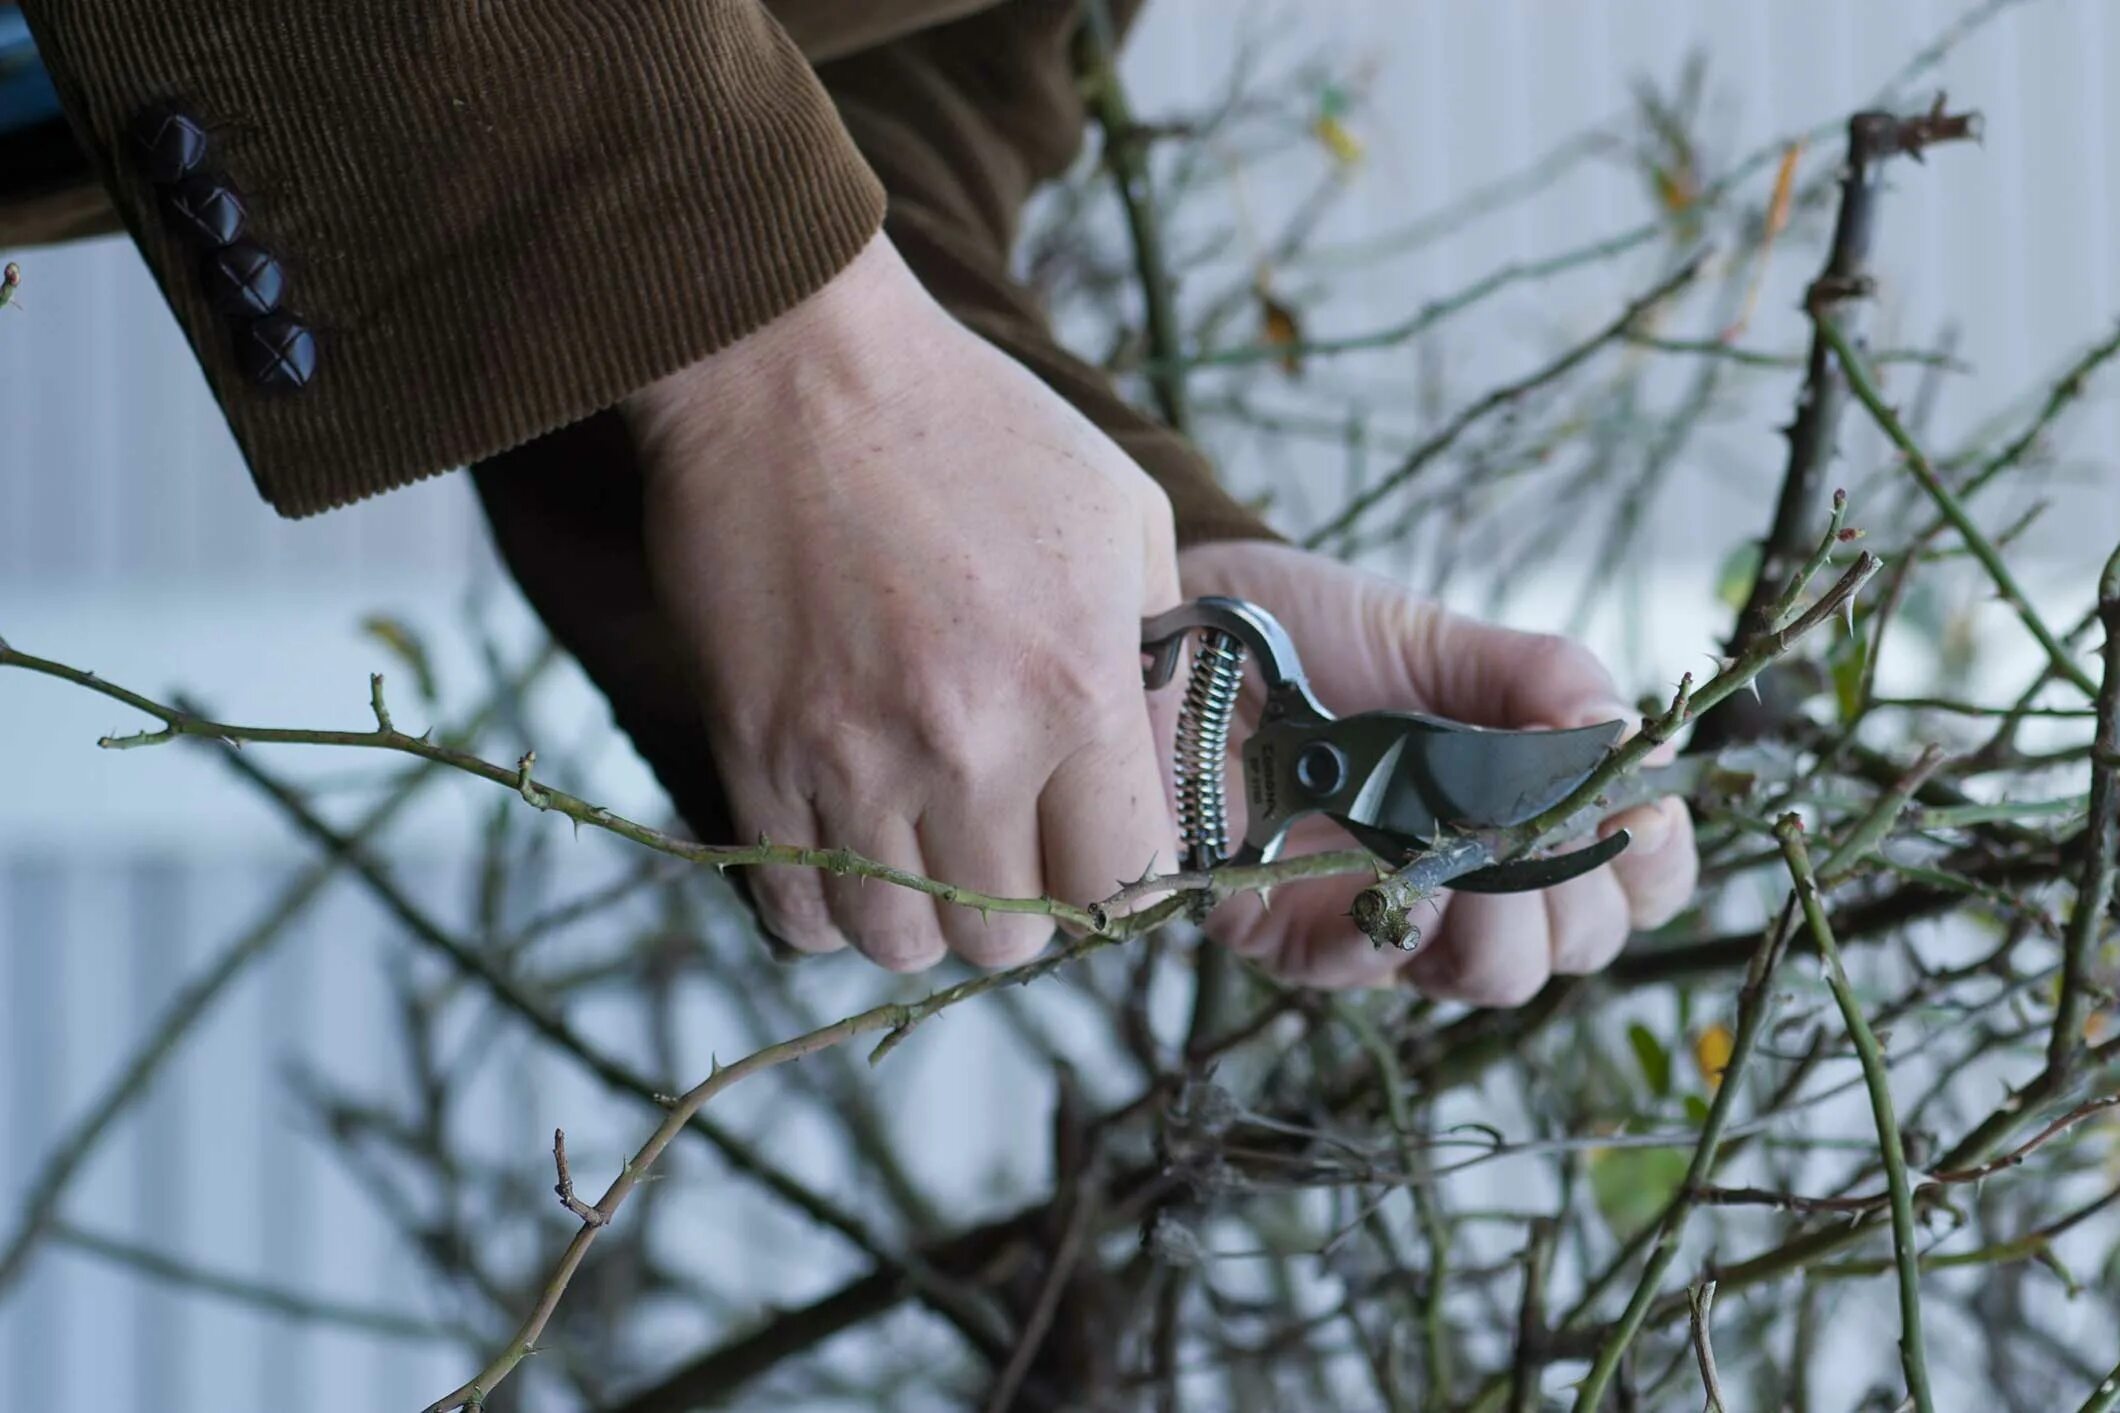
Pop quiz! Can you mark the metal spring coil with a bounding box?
[1173,629,1247,870]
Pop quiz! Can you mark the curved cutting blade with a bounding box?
[1401,717,1623,829]
[1448,829,1633,893]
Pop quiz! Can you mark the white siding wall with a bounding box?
[4,3,2117,1409]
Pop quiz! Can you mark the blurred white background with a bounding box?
[3,1,2117,1409]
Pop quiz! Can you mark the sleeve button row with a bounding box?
[165,173,248,246]
[204,242,286,319]
[128,106,209,185]
[127,103,317,393]
[237,313,319,394]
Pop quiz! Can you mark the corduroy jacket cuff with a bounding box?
[20,0,887,515]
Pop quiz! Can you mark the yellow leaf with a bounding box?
[1692,1022,1735,1091]
[360,614,440,703]
[1257,288,1305,379]
[1653,164,1697,215]
[1763,139,1804,240]
[1313,114,1364,168]
[1720,140,1806,342]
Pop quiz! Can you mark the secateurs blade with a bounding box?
[1141,596,1630,891]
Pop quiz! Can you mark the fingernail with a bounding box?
[1571,699,1635,734]
[1606,802,1672,853]
[760,933,814,965]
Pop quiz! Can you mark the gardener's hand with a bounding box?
[1178,540,1698,999]
[629,234,1181,972]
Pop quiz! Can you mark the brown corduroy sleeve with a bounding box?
[15,1,885,516]
[816,0,1279,548]
[468,1,1276,864]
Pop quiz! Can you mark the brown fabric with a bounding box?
[17,0,886,515]
[817,0,1272,545]
[769,0,999,64]
[6,0,1270,544]
[474,1,1275,856]
[0,175,117,246]
[12,0,1278,850]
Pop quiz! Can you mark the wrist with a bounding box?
[622,232,936,477]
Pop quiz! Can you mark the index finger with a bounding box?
[1410,611,1629,732]
[1038,698,1180,911]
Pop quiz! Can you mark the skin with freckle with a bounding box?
[629,233,1184,973]
[1177,542,1699,1000]
[627,234,1698,1000]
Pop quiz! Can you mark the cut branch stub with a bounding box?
[1698,97,1979,751]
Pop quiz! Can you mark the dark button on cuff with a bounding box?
[204,242,286,318]
[236,313,318,392]
[129,106,209,186]
[165,175,248,247]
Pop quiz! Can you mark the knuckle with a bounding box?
[754,875,841,952]
[1632,874,1693,931]
[1023,636,1115,717]
[802,744,878,808]
[1136,479,1177,543]
[1553,918,1624,976]
[743,723,833,802]
[901,681,986,785]
[1527,631,1604,686]
[1531,636,1621,718]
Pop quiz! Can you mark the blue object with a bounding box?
[0,12,61,133]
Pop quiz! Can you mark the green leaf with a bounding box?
[1828,608,1868,724]
[2100,1238,2120,1294]
[2035,1244,2080,1297]
[1682,1093,1712,1126]
[1627,1022,1672,1099]
[360,615,440,705]
[1590,1144,1689,1241]
[1715,542,1761,613]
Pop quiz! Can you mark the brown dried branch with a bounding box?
[1687,1281,1726,1413]
[1701,98,1979,748]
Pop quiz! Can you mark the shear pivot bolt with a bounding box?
[1294,742,1347,796]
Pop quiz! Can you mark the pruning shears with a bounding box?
[1142,597,1632,892]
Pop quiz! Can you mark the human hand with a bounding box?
[626,235,1181,972]
[1175,540,1698,1000]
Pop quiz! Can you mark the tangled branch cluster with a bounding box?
[6,6,2120,1410]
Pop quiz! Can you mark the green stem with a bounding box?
[1778,815,1932,1413]
[1817,316,2097,697]
[50,1219,469,1344]
[1568,895,1796,1411]
[2080,1357,2120,1413]
[0,647,554,1298]
[1571,742,1934,1411]
[1303,255,1702,551]
[0,641,1376,931]
[1081,5,1190,436]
